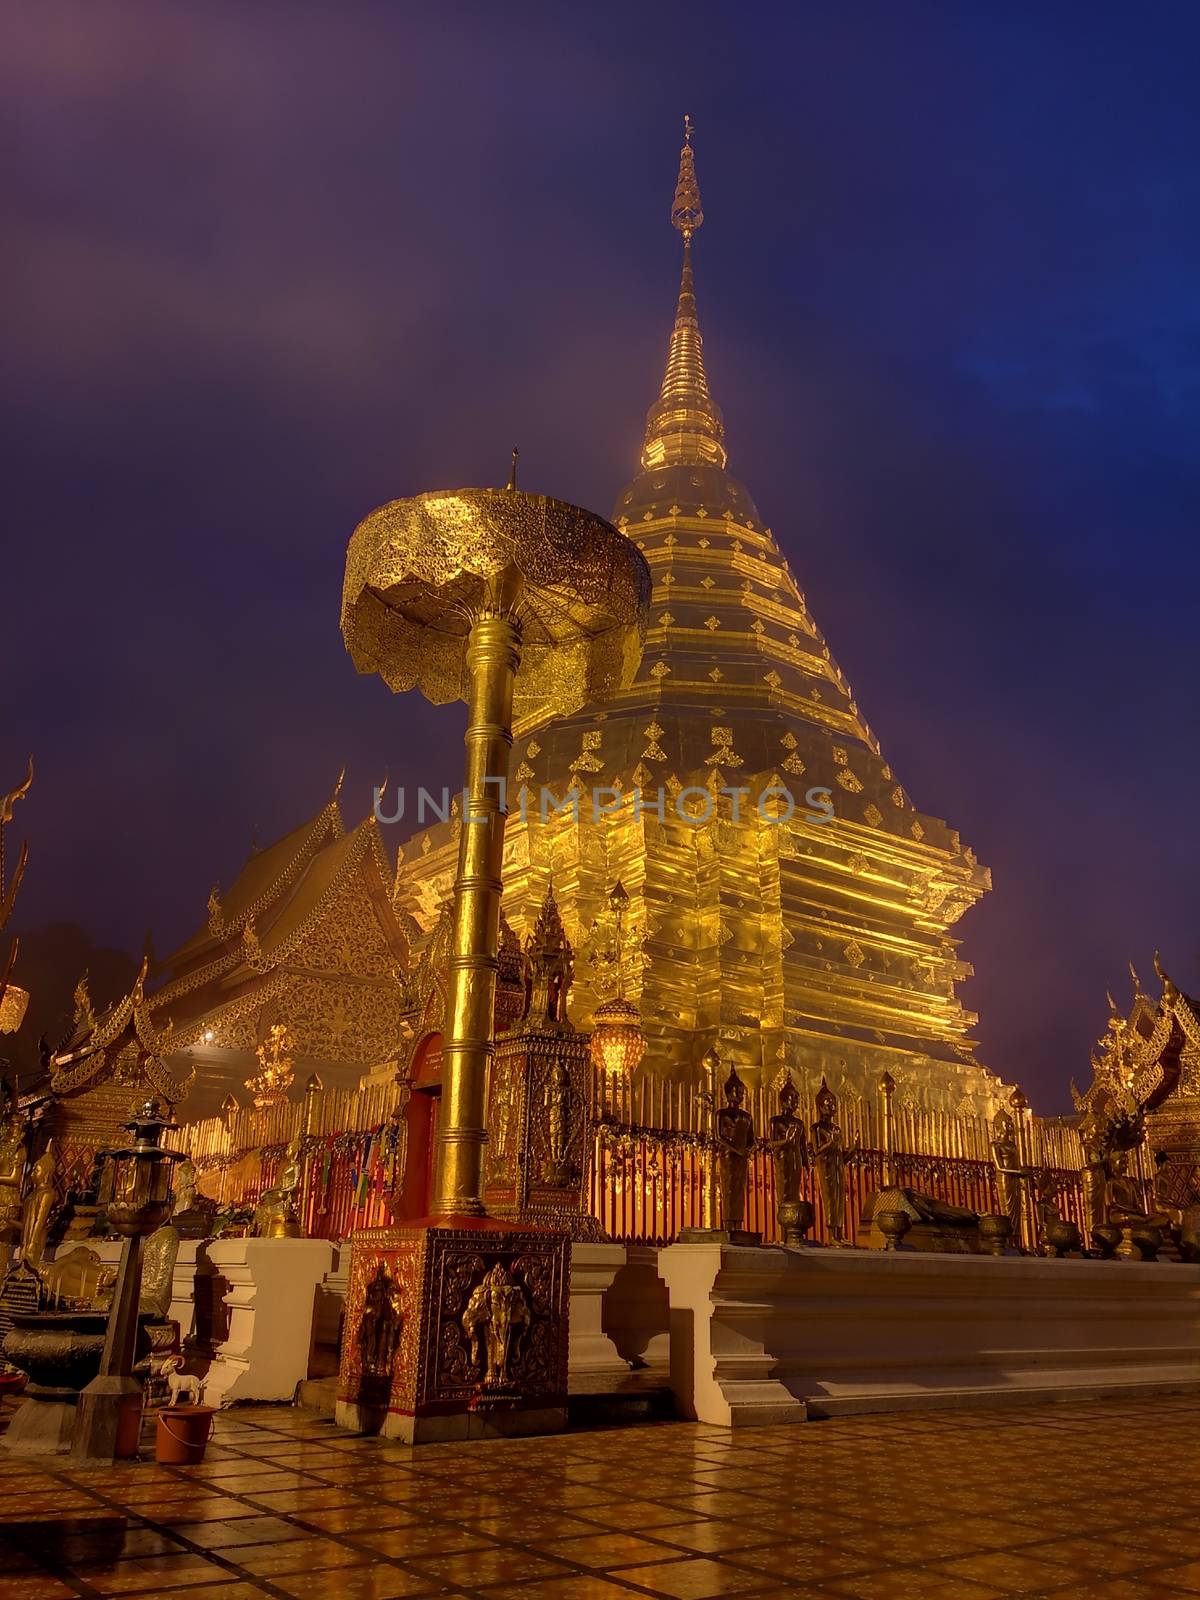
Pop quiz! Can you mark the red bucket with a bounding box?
[155,1405,215,1465]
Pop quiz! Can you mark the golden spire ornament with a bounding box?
[642,116,726,471]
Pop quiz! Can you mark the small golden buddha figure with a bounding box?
[253,1134,304,1238]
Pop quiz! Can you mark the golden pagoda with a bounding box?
[394,121,1004,1115]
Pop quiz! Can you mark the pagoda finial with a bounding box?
[641,119,726,473]
[671,115,703,239]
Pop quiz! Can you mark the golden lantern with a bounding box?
[0,982,28,1035]
[588,881,645,1078]
[590,994,646,1079]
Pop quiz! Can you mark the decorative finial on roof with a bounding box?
[642,119,726,472]
[333,766,345,799]
[507,446,519,491]
[671,115,703,239]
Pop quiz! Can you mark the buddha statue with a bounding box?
[19,1142,57,1265]
[0,1114,27,1255]
[253,1134,304,1238]
[990,1108,1024,1243]
[767,1081,809,1242]
[1106,1146,1171,1234]
[811,1079,854,1244]
[715,1065,756,1234]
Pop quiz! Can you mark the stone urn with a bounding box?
[779,1199,814,1247]
[978,1214,1013,1257]
[1044,1219,1081,1258]
[1,1309,109,1455]
[876,1210,911,1251]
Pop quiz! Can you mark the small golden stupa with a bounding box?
[395,121,1004,1114]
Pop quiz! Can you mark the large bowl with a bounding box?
[0,1310,109,1397]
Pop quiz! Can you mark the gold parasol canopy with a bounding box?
[340,488,651,715]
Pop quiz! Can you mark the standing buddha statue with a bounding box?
[767,1080,809,1243]
[715,1065,756,1234]
[0,1114,27,1262]
[990,1108,1024,1245]
[19,1141,57,1265]
[811,1079,852,1245]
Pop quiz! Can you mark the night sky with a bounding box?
[5,4,1199,1111]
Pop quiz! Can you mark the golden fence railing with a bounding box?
[163,1065,1088,1249]
[586,1068,1089,1249]
[167,1079,403,1240]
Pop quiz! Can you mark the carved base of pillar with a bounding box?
[335,1219,569,1445]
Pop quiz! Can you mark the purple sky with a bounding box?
[4,4,1199,1111]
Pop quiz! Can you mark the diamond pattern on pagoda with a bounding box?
[863,802,883,826]
[641,721,667,760]
[844,940,865,968]
[836,767,863,793]
[704,726,743,768]
[569,731,605,773]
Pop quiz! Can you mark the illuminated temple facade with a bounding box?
[392,129,1005,1115]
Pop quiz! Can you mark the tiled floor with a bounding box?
[0,1396,1198,1598]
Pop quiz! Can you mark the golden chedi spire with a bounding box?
[642,117,727,472]
[395,121,1000,1118]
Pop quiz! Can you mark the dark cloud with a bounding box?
[4,2,1199,1111]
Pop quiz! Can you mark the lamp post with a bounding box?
[71,1099,183,1462]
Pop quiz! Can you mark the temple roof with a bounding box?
[41,794,416,1111]
[1075,957,1200,1119]
[165,782,346,972]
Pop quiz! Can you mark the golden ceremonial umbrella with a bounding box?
[341,484,650,1215]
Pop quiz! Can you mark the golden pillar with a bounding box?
[436,574,523,1215]
[338,485,648,1440]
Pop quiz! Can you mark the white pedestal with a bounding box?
[187,1238,334,1406]
[568,1243,628,1381]
[659,1242,1200,1426]
[658,1244,807,1428]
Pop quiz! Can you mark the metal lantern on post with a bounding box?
[71,1099,184,1462]
[588,880,647,1086]
[589,995,647,1081]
